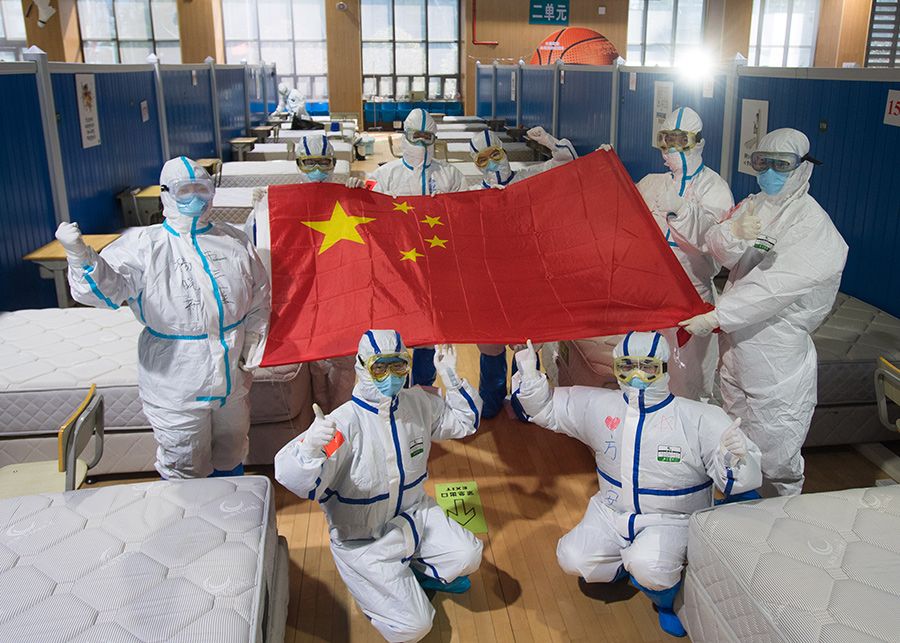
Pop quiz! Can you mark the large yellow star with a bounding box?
[393,201,414,214]
[400,248,425,262]
[426,235,448,249]
[421,215,443,228]
[302,202,375,254]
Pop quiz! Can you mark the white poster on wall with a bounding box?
[738,99,769,176]
[75,74,101,149]
[652,81,673,147]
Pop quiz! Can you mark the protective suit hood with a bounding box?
[661,107,705,195]
[754,128,814,205]
[297,133,336,182]
[469,129,513,186]
[159,156,214,234]
[353,329,409,405]
[613,331,671,405]
[401,108,437,167]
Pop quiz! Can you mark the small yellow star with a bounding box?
[393,201,414,214]
[302,201,375,254]
[426,235,448,249]
[421,215,443,228]
[400,248,425,262]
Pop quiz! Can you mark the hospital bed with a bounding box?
[439,115,485,124]
[436,122,488,132]
[436,130,512,143]
[679,484,900,642]
[0,307,313,475]
[273,132,355,162]
[445,141,536,162]
[244,142,295,161]
[0,476,288,642]
[209,187,255,225]
[554,293,900,446]
[218,159,350,187]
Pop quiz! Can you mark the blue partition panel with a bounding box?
[557,68,613,155]
[306,101,329,116]
[162,68,216,159]
[520,66,555,129]
[731,74,900,316]
[216,67,246,161]
[494,66,517,124]
[476,66,492,117]
[53,69,163,234]
[0,71,57,310]
[617,70,728,182]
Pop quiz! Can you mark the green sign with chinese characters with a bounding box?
[434,480,487,534]
[529,1,570,25]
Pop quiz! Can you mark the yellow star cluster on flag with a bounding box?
[301,199,449,262]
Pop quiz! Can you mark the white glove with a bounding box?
[514,339,540,382]
[596,143,613,152]
[489,182,507,190]
[239,331,263,372]
[731,212,762,240]
[298,404,339,460]
[433,344,461,388]
[719,418,749,467]
[526,126,553,147]
[678,310,718,337]
[346,176,366,189]
[251,187,268,207]
[55,222,90,261]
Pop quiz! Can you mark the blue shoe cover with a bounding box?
[715,489,762,505]
[413,568,472,594]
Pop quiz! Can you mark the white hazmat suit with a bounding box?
[369,108,466,196]
[286,88,308,118]
[513,332,761,635]
[639,107,734,401]
[275,330,484,643]
[57,157,270,479]
[272,82,290,115]
[678,128,848,496]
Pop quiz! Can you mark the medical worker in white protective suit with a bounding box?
[286,88,308,119]
[513,332,761,638]
[468,126,577,419]
[56,157,270,479]
[368,109,467,386]
[271,82,290,116]
[678,128,847,497]
[638,107,734,401]
[275,331,483,643]
[250,133,364,412]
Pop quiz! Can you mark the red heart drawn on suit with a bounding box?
[605,416,620,431]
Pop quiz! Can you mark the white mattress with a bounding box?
[682,485,900,642]
[436,130,512,142]
[0,476,287,643]
[0,308,307,436]
[436,122,488,132]
[219,160,350,187]
[446,141,534,161]
[813,293,900,406]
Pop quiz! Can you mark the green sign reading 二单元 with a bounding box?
[529,0,570,25]
[434,480,487,534]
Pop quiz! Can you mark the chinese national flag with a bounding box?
[259,150,709,366]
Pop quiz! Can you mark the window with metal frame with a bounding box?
[0,0,27,61]
[361,0,460,100]
[223,0,328,100]
[78,0,181,64]
[866,0,899,67]
[748,0,821,67]
[626,0,707,66]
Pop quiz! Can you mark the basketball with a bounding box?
[529,27,619,66]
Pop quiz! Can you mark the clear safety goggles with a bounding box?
[161,176,215,204]
[473,146,506,169]
[656,129,701,153]
[363,353,411,382]
[404,129,436,146]
[749,151,821,173]
[613,356,665,385]
[296,156,336,173]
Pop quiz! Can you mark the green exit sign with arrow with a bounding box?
[434,480,487,534]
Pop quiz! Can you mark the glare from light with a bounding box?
[677,48,714,83]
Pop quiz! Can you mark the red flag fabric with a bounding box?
[260,150,710,366]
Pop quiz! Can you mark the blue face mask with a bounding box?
[307,169,330,183]
[176,196,209,217]
[757,168,789,195]
[628,377,651,390]
[374,374,405,398]
[486,160,502,173]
